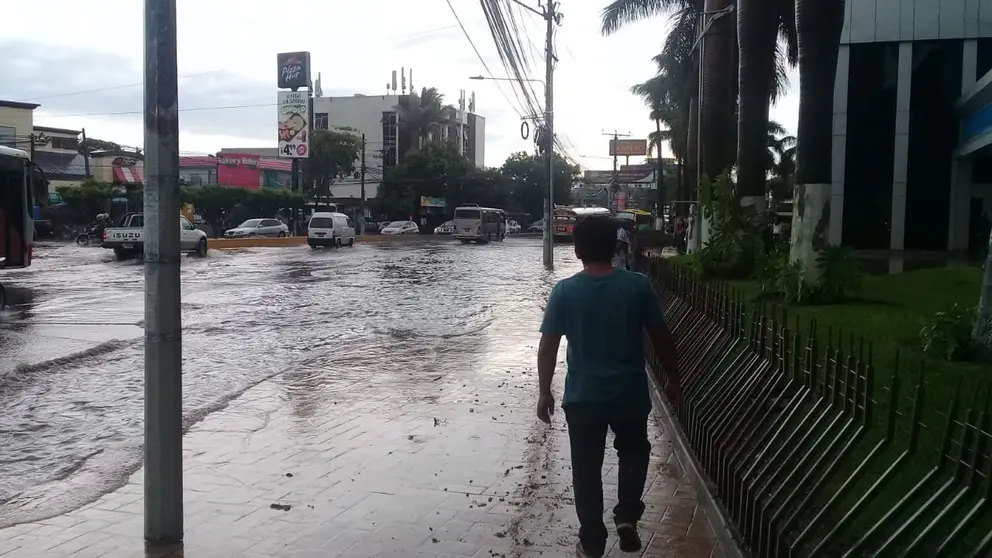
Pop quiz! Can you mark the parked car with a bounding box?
[528,219,545,233]
[224,218,289,238]
[506,220,521,234]
[381,221,420,235]
[103,213,208,261]
[434,220,455,235]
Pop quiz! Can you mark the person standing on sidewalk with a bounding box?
[535,216,682,558]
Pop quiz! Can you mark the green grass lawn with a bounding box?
[666,261,989,550]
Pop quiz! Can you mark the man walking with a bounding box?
[535,216,682,557]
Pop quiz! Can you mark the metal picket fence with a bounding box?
[641,256,992,558]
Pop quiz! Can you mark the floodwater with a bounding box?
[0,238,581,528]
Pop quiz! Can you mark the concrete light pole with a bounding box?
[143,0,184,544]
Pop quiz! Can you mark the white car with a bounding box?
[434,220,455,235]
[225,218,289,238]
[381,221,420,235]
[308,212,356,248]
[528,219,544,233]
[506,220,521,234]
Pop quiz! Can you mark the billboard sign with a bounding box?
[276,51,311,90]
[217,153,261,189]
[609,139,648,157]
[277,91,310,158]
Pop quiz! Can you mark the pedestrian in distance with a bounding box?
[535,216,682,558]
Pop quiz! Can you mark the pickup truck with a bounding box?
[102,212,209,261]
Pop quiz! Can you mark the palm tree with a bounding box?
[736,0,797,206]
[606,0,795,188]
[975,237,992,353]
[393,87,448,151]
[788,0,845,281]
[765,120,795,200]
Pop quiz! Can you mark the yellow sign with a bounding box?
[181,204,195,222]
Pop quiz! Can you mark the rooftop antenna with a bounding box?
[401,67,407,94]
[391,70,398,93]
[409,68,414,93]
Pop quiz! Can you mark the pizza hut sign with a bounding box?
[277,51,311,90]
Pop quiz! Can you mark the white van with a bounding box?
[307,212,356,248]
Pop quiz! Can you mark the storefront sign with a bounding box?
[277,91,310,158]
[277,51,311,90]
[217,153,261,189]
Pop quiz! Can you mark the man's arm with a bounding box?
[536,283,566,422]
[537,333,562,397]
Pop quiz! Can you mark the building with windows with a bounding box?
[835,0,992,254]
[32,126,90,191]
[0,100,38,150]
[311,93,486,201]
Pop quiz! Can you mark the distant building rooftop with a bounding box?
[0,100,41,110]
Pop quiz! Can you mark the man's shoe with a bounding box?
[576,541,603,557]
[616,523,642,552]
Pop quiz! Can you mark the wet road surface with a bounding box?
[0,239,724,556]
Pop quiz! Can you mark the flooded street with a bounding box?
[0,238,580,528]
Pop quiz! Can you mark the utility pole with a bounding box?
[143,0,183,545]
[510,0,559,269]
[81,128,91,178]
[603,130,631,212]
[359,134,366,235]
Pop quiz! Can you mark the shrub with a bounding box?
[920,304,977,362]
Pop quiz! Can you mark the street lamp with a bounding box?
[469,75,555,270]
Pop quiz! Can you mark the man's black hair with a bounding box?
[573,216,618,264]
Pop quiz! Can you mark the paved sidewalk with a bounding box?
[0,359,725,558]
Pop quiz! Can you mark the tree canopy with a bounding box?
[374,145,579,221]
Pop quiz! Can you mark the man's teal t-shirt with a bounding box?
[539,269,666,415]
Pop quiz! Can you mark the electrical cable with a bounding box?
[443,0,525,117]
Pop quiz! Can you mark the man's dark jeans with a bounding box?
[564,404,651,556]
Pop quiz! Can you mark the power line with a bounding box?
[442,0,524,117]
[15,70,228,103]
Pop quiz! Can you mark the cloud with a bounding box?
[0,40,357,142]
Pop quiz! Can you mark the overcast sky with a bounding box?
[0,0,797,171]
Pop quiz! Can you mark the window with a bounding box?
[309,217,334,228]
[51,136,79,150]
[314,113,329,130]
[180,217,193,230]
[262,219,281,227]
[381,111,398,167]
[0,126,15,148]
[346,218,355,228]
[454,208,480,219]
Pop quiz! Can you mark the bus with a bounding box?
[552,205,610,238]
[615,208,654,232]
[0,145,42,308]
[453,204,506,243]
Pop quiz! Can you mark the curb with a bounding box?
[646,370,746,558]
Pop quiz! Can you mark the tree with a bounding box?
[500,151,578,220]
[765,120,796,200]
[975,234,992,353]
[610,0,796,195]
[304,128,363,198]
[393,87,449,151]
[376,143,473,219]
[183,186,248,237]
[736,0,797,207]
[789,0,846,282]
[56,179,114,221]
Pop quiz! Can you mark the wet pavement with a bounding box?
[0,239,724,557]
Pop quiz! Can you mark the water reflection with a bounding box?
[0,239,578,527]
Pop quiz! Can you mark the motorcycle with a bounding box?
[75,214,113,247]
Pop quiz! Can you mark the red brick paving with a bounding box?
[0,360,725,558]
